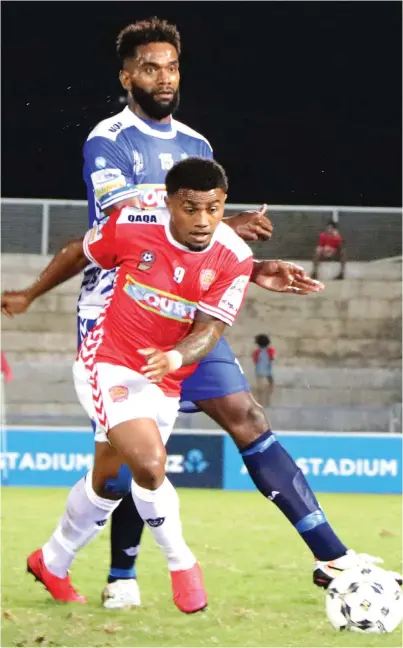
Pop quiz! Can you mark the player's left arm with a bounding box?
[139,255,253,382]
[251,259,325,295]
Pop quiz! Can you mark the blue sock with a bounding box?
[89,422,143,583]
[104,464,143,583]
[241,430,347,561]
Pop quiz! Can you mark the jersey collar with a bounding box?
[123,107,177,140]
[164,219,218,254]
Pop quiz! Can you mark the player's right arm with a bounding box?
[1,238,88,317]
[2,133,141,316]
[1,216,120,317]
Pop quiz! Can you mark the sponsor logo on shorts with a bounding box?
[123,275,198,323]
[200,269,216,290]
[109,386,129,402]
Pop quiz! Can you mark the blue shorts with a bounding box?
[77,318,250,414]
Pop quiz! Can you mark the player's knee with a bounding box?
[226,394,269,447]
[244,398,268,433]
[132,448,167,490]
[104,464,132,497]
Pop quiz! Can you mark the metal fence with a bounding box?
[1,198,402,260]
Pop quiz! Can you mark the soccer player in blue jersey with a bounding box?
[3,17,399,609]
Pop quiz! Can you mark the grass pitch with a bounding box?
[1,487,402,647]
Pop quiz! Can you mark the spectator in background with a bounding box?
[1,351,12,385]
[312,221,346,280]
[252,334,276,407]
[1,351,12,434]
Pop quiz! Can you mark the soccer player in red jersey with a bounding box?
[24,157,254,612]
[3,159,401,605]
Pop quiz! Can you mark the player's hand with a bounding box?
[226,204,273,241]
[138,348,170,383]
[252,260,325,295]
[1,290,32,317]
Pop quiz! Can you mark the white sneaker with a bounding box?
[102,579,141,609]
[313,549,402,589]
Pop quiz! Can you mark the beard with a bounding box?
[130,82,180,120]
[184,241,210,252]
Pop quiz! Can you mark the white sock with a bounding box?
[42,471,121,578]
[131,477,196,572]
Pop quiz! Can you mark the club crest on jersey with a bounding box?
[200,269,216,290]
[123,275,198,323]
[95,156,107,169]
[138,250,156,271]
[109,386,129,402]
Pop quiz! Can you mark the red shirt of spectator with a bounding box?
[1,352,12,383]
[318,224,342,251]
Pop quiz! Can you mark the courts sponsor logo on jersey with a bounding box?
[109,386,129,402]
[123,275,198,323]
[137,250,156,272]
[133,150,144,174]
[91,168,127,201]
[136,184,167,209]
[218,275,249,316]
[200,269,216,290]
[95,156,107,169]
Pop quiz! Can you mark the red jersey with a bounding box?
[318,231,342,250]
[81,206,253,396]
[252,346,276,364]
[1,352,12,383]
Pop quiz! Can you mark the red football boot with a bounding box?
[27,548,87,603]
[170,562,207,613]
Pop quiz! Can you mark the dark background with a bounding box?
[2,1,402,206]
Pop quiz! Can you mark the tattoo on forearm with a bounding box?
[174,324,222,366]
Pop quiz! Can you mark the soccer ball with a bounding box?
[326,565,403,633]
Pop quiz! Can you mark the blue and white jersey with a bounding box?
[78,106,213,319]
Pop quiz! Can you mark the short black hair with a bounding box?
[117,17,181,64]
[165,157,228,196]
[255,334,270,347]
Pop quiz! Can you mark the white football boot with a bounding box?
[313,549,402,589]
[102,579,141,609]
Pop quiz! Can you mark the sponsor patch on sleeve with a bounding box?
[87,222,104,244]
[218,275,250,316]
[91,168,127,200]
